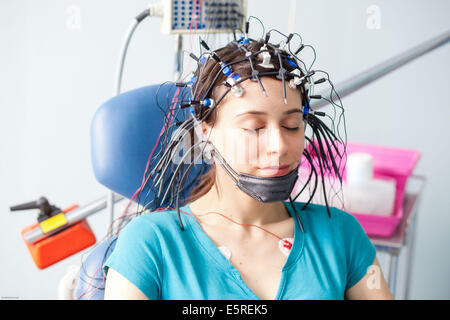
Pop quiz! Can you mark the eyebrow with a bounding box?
[234,108,302,118]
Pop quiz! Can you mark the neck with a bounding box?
[188,165,291,227]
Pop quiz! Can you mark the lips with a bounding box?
[258,164,291,177]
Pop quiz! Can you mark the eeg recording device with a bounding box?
[149,0,247,34]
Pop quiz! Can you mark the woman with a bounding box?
[102,34,394,300]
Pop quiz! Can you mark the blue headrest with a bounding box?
[90,83,209,207]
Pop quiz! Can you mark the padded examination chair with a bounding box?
[74,83,206,300]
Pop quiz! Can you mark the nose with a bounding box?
[263,127,289,160]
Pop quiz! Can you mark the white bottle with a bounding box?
[293,152,396,216]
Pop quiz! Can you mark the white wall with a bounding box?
[1,0,449,299]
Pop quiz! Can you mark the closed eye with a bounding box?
[242,127,299,133]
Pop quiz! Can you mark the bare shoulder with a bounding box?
[104,267,149,300]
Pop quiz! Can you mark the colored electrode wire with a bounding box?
[188,210,294,249]
[77,16,348,300]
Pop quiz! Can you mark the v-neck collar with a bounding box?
[181,201,305,300]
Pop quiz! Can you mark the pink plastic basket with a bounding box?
[296,141,421,237]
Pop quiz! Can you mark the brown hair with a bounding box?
[185,39,306,203]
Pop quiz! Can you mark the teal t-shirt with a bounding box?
[102,201,376,300]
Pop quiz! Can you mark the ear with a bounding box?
[199,121,215,162]
[201,121,213,140]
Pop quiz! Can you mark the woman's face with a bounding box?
[203,77,305,178]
